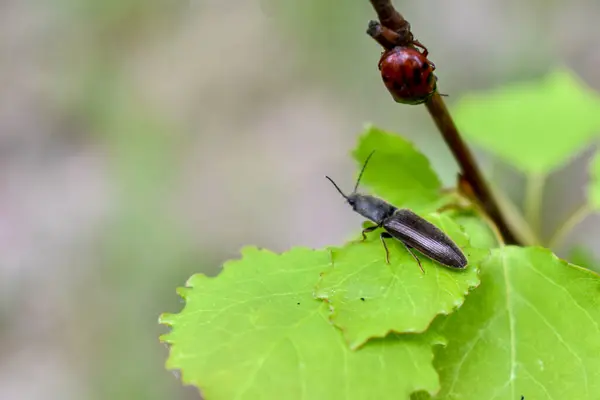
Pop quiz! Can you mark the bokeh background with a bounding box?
[1,0,599,399]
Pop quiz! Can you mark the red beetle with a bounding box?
[378,46,438,105]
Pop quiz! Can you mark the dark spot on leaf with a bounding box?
[297,302,300,305]
[360,297,365,301]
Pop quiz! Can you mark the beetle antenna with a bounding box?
[353,150,376,193]
[325,176,348,200]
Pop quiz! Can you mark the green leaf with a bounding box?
[315,214,487,350]
[454,69,600,174]
[431,246,600,399]
[352,125,444,212]
[160,247,444,400]
[569,245,600,272]
[451,214,498,249]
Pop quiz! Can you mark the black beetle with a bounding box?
[326,151,467,272]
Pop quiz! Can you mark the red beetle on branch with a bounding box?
[365,0,521,245]
[367,19,438,105]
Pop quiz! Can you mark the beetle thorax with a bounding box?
[348,194,397,224]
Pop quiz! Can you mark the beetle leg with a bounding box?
[374,232,426,272]
[361,225,380,241]
[379,232,392,264]
[401,242,425,274]
[412,39,429,57]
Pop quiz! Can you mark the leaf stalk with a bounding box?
[524,172,546,238]
[547,203,591,250]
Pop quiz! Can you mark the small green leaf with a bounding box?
[315,214,486,349]
[455,69,600,174]
[432,246,600,399]
[352,125,443,212]
[160,247,444,400]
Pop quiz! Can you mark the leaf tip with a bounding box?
[238,245,264,257]
[158,331,174,344]
[184,273,208,288]
[175,286,193,299]
[158,312,177,327]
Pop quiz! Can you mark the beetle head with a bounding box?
[326,151,395,223]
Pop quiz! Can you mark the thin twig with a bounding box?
[369,0,410,35]
[425,94,520,244]
[547,203,591,250]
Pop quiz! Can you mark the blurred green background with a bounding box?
[1,0,599,399]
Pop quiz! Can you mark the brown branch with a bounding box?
[369,0,406,32]
[369,0,413,44]
[426,94,519,244]
[366,20,401,49]
[367,0,521,245]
